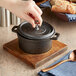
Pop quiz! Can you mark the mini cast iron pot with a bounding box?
[12,21,60,54]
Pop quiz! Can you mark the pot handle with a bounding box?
[51,33,60,40]
[12,26,18,33]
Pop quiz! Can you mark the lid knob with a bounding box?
[35,20,40,31]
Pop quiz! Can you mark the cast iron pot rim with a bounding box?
[17,31,54,41]
[17,21,55,40]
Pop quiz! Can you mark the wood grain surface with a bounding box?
[3,39,67,68]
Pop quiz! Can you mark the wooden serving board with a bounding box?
[3,39,68,68]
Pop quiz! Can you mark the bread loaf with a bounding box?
[50,0,76,14]
[70,0,76,2]
[50,0,66,5]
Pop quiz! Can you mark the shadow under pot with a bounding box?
[12,21,60,54]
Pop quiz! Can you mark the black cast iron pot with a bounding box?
[12,21,60,54]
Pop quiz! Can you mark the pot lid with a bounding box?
[17,21,55,40]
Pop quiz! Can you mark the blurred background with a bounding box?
[0,7,21,27]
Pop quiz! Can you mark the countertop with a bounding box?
[0,8,76,76]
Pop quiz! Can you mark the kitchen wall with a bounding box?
[0,7,21,27]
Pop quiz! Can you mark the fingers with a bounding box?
[34,3,43,15]
[29,7,43,26]
[22,1,43,27]
[23,14,35,28]
[31,1,43,26]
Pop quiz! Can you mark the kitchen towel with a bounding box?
[66,14,76,22]
[38,51,76,76]
[40,1,76,22]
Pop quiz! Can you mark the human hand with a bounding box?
[2,0,43,28]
